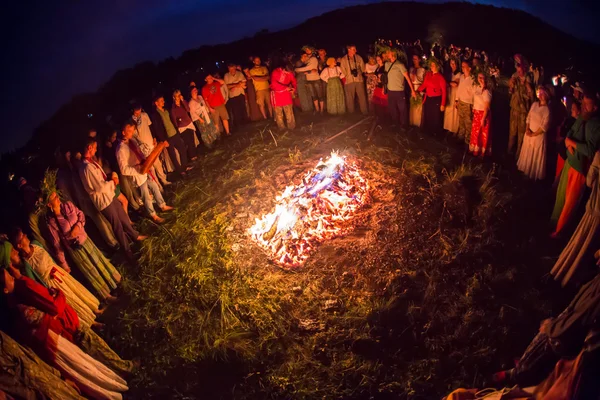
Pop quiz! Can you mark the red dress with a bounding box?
[270,68,297,107]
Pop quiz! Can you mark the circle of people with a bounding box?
[3,39,600,399]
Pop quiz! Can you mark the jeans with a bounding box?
[139,178,166,217]
[180,128,197,160]
[388,90,407,126]
[166,134,188,173]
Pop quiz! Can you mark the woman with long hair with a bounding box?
[443,58,461,133]
[517,87,551,180]
[189,86,220,149]
[418,57,447,134]
[365,55,378,105]
[370,54,388,116]
[409,54,425,127]
[469,72,492,157]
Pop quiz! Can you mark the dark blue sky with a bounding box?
[1,0,598,153]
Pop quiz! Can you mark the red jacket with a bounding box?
[270,68,297,107]
[418,71,447,107]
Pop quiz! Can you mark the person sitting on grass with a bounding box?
[116,120,174,224]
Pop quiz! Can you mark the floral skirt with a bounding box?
[326,77,345,115]
[469,109,492,156]
[193,119,219,149]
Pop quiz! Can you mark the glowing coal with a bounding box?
[249,151,370,267]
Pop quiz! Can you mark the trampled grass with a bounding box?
[108,115,555,399]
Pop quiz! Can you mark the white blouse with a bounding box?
[365,63,378,74]
[526,101,550,133]
[320,66,345,82]
[473,87,492,111]
[189,96,212,124]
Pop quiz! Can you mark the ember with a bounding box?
[249,151,370,267]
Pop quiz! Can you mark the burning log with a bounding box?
[248,151,370,268]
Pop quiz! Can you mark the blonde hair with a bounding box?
[326,57,336,68]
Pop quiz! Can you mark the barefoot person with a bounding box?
[116,121,174,224]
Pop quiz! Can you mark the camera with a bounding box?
[350,69,358,77]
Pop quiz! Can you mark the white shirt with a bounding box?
[80,159,116,211]
[189,96,212,124]
[132,112,153,150]
[116,140,148,187]
[409,66,425,90]
[456,74,475,104]
[320,66,345,82]
[223,71,246,97]
[295,56,320,81]
[527,101,550,133]
[365,63,378,74]
[473,87,492,111]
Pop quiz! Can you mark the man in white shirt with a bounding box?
[116,120,173,224]
[295,48,324,113]
[79,138,146,259]
[131,104,171,187]
[455,60,476,143]
[339,45,368,115]
[223,64,248,130]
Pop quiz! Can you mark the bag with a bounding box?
[533,350,585,400]
[382,60,397,95]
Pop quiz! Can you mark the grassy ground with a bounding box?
[102,110,572,399]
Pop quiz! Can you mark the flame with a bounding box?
[248,151,370,267]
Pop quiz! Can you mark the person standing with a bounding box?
[320,58,346,115]
[202,74,231,136]
[150,95,190,177]
[79,138,146,260]
[443,58,461,133]
[223,64,248,129]
[371,55,388,117]
[551,92,600,237]
[469,72,492,157]
[552,150,600,286]
[409,54,425,128]
[455,60,475,143]
[508,54,534,158]
[339,45,368,115]
[384,49,417,128]
[418,58,447,134]
[247,57,272,120]
[45,191,121,303]
[189,86,220,149]
[271,59,297,130]
[131,103,171,187]
[365,55,379,105]
[116,121,173,224]
[171,90,198,161]
[517,87,551,180]
[295,47,324,114]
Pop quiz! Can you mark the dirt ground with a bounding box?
[101,103,578,399]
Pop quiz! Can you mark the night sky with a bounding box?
[1,0,598,153]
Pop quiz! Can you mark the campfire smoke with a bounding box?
[249,151,370,267]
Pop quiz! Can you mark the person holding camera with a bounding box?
[295,47,324,114]
[339,45,368,115]
[44,190,121,303]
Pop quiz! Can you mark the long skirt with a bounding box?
[295,74,313,112]
[326,77,345,115]
[193,119,219,149]
[245,83,263,121]
[68,238,121,301]
[366,74,378,104]
[49,330,128,400]
[443,86,459,133]
[551,209,600,286]
[76,327,134,377]
[46,266,99,328]
[551,161,586,235]
[422,96,443,134]
[517,133,547,180]
[409,97,423,127]
[469,109,492,156]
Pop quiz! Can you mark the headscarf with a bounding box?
[0,240,47,287]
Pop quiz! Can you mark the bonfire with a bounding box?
[249,151,370,267]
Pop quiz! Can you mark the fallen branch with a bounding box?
[366,117,378,141]
[324,116,373,143]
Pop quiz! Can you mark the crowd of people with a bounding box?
[1,38,600,399]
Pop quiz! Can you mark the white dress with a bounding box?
[551,152,600,286]
[443,71,461,133]
[27,243,99,327]
[517,102,550,180]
